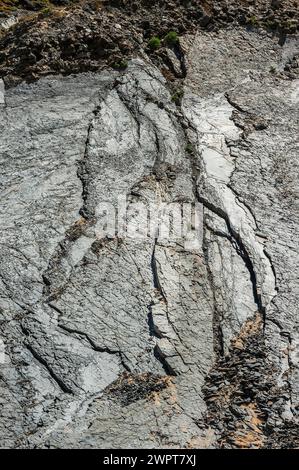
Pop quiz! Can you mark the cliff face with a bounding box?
[0,1,298,449]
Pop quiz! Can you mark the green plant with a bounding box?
[248,15,258,26]
[171,88,184,105]
[263,19,276,29]
[112,59,128,70]
[148,36,161,50]
[185,143,194,154]
[270,65,276,74]
[164,31,179,46]
[41,6,51,14]
[282,19,297,32]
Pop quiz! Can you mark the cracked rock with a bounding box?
[0,16,298,449]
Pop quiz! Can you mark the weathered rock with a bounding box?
[183,28,299,448]
[0,60,215,448]
[0,11,298,450]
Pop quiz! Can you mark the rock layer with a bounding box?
[0,19,298,448]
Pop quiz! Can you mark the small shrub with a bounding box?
[148,36,161,50]
[171,88,184,105]
[164,31,179,46]
[282,19,297,32]
[41,6,51,15]
[263,19,276,29]
[112,59,128,70]
[185,143,194,154]
[270,65,276,74]
[248,15,259,26]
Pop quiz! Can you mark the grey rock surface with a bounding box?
[0,28,298,448]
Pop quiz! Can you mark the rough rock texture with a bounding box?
[183,29,299,448]
[0,60,216,448]
[0,0,298,87]
[0,2,298,450]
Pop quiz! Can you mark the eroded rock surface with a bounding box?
[183,29,299,448]
[0,20,298,448]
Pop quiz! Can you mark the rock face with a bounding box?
[0,0,298,87]
[0,7,298,449]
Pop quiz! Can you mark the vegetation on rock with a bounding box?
[148,36,161,50]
